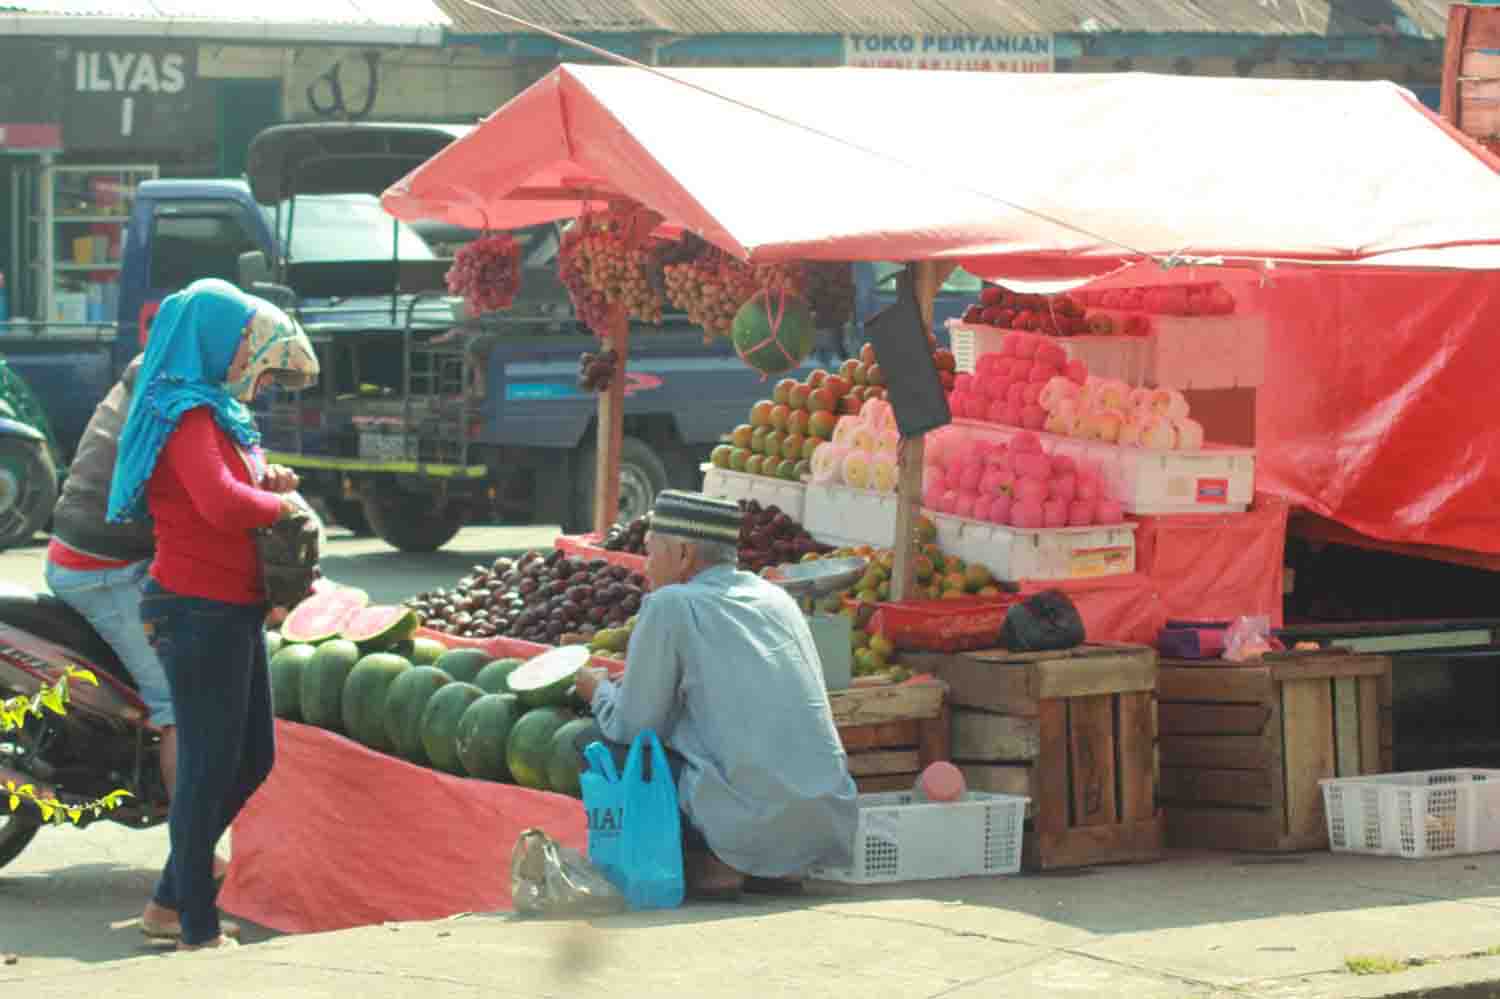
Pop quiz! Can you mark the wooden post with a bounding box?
[890,260,958,601]
[593,306,629,536]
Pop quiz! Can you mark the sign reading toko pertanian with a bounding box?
[844,34,1054,73]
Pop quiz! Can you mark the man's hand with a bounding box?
[574,666,609,703]
[266,606,289,628]
[262,465,300,494]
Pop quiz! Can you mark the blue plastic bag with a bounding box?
[617,729,685,911]
[579,741,624,886]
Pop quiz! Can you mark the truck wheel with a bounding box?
[570,436,669,534]
[326,499,373,537]
[0,439,57,551]
[361,495,466,553]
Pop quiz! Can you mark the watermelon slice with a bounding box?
[281,586,370,645]
[341,605,422,652]
[506,646,590,708]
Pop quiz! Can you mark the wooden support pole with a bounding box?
[890,259,958,602]
[593,307,629,536]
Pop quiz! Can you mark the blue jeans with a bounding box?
[44,559,174,728]
[140,579,275,946]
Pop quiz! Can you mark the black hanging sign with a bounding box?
[863,266,952,438]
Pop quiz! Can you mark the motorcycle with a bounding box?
[0,498,323,870]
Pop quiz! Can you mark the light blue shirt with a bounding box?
[591,563,858,877]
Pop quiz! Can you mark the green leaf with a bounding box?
[36,801,54,822]
[6,794,16,811]
[39,686,65,715]
[65,667,99,686]
[66,807,82,824]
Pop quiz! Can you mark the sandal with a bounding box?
[142,916,241,942]
[176,935,238,952]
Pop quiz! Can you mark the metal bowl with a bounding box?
[764,557,868,599]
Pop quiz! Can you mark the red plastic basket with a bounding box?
[869,597,1018,653]
[554,534,648,574]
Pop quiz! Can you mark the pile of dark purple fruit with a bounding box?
[600,514,648,554]
[405,549,646,644]
[735,499,832,575]
[577,348,620,393]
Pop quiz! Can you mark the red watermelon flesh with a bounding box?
[281,587,370,645]
[341,605,421,651]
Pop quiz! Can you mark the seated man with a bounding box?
[574,491,858,898]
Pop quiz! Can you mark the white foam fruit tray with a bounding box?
[930,512,1137,580]
[802,481,901,549]
[808,791,1029,884]
[701,465,807,522]
[1321,769,1500,860]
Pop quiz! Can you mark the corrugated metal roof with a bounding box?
[439,0,1449,39]
[4,0,449,25]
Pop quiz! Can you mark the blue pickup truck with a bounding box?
[0,122,851,551]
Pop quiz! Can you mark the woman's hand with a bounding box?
[261,465,300,494]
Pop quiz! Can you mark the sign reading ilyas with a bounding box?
[63,42,211,151]
[844,34,1054,73]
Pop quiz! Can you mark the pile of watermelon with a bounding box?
[265,586,595,797]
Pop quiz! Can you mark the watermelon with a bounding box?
[455,693,523,781]
[506,706,575,790]
[341,605,421,652]
[731,289,816,377]
[420,682,486,775]
[341,653,412,751]
[433,648,492,685]
[265,630,284,658]
[506,646,589,708]
[299,639,362,732]
[407,637,447,666]
[268,643,318,722]
[546,718,597,797]
[383,666,453,763]
[281,586,370,644]
[473,658,525,695]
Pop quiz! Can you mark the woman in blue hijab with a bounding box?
[112,278,318,950]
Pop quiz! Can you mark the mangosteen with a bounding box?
[518,578,538,596]
[566,584,591,603]
[607,606,629,625]
[588,605,610,624]
[452,612,473,629]
[621,594,641,614]
[545,549,563,565]
[547,579,568,598]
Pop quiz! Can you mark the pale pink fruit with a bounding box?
[1011,500,1045,529]
[1021,405,1047,430]
[1014,452,1051,481]
[989,494,1013,524]
[980,468,1007,495]
[1048,474,1077,503]
[1035,341,1067,369]
[938,489,961,514]
[1013,334,1039,360]
[1015,477,1048,505]
[1044,410,1074,436]
[1039,375,1079,412]
[1095,499,1125,524]
[985,398,1009,424]
[1065,358,1088,385]
[983,444,1011,467]
[1117,415,1143,447]
[972,495,994,522]
[1043,499,1070,528]
[1002,403,1023,426]
[923,465,946,493]
[1140,415,1177,450]
[1050,454,1076,477]
[1097,379,1130,411]
[1005,381,1027,407]
[923,484,945,509]
[1028,363,1060,385]
[1022,383,1043,406]
[954,373,974,395]
[1095,410,1124,444]
[958,463,983,493]
[949,391,972,418]
[1011,431,1044,454]
[1068,500,1095,526]
[1174,417,1205,451]
[955,493,977,520]
[1075,473,1100,503]
[976,354,1000,378]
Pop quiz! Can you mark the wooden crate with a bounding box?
[1158,653,1393,852]
[829,681,950,794]
[907,644,1164,870]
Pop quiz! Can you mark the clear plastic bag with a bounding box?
[510,828,625,918]
[1223,615,1277,662]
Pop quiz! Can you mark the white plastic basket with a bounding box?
[930,512,1136,581]
[809,791,1028,884]
[1320,769,1500,859]
[802,481,900,548]
[701,465,807,522]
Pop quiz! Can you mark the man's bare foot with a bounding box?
[176,935,238,952]
[686,850,744,900]
[140,903,240,942]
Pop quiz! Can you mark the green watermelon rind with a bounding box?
[473,658,526,695]
[281,587,370,644]
[506,657,583,709]
[419,682,487,775]
[545,718,597,798]
[408,637,448,666]
[299,639,362,732]
[505,706,575,791]
[731,292,816,376]
[433,648,493,685]
[455,693,523,781]
[382,665,453,763]
[268,643,318,723]
[341,605,422,651]
[341,653,412,751]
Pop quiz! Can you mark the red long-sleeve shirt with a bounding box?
[147,408,283,605]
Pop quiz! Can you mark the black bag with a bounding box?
[253,493,322,609]
[1000,590,1086,652]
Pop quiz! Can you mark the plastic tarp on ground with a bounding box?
[219,720,586,933]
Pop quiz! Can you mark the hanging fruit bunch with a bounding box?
[445,234,522,314]
[577,348,619,393]
[662,239,763,339]
[557,205,666,334]
[800,261,856,331]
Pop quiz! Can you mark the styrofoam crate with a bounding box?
[949,317,1265,390]
[802,482,900,548]
[930,512,1136,581]
[1320,770,1500,859]
[701,465,807,521]
[809,791,1028,884]
[956,419,1255,516]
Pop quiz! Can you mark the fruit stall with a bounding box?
[213,66,1500,929]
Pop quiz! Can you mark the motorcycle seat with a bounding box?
[0,588,134,690]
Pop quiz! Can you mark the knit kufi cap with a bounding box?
[649,490,742,545]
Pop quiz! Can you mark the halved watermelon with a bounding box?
[341,605,421,652]
[281,586,370,645]
[506,646,589,708]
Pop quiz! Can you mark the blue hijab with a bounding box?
[106,279,261,524]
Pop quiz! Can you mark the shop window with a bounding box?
[148,202,262,293]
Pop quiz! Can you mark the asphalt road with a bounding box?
[0,523,563,972]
